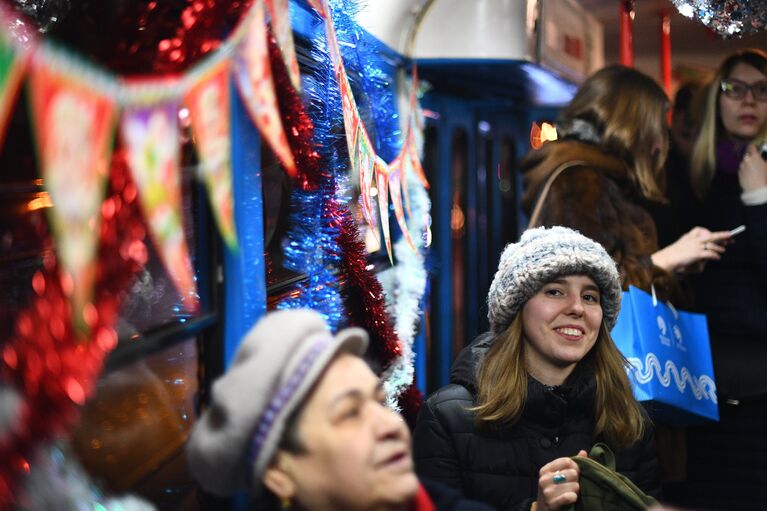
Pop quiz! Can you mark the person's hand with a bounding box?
[535,450,587,511]
[651,227,730,274]
[738,143,767,193]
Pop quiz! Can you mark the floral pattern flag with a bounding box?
[28,65,116,331]
[234,0,297,178]
[121,103,198,311]
[185,59,238,250]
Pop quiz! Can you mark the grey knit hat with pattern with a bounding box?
[487,226,622,333]
[186,309,368,497]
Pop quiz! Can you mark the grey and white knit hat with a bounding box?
[487,226,622,333]
[186,309,368,497]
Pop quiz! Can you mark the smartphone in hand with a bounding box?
[729,225,746,237]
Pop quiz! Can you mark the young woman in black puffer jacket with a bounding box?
[413,227,661,511]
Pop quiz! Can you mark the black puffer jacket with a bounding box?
[413,335,661,511]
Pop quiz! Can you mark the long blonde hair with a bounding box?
[474,314,645,448]
[558,65,670,202]
[690,49,767,199]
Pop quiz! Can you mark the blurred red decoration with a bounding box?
[0,150,147,507]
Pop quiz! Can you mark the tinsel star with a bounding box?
[671,0,767,38]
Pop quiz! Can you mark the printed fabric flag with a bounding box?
[265,0,301,92]
[28,65,116,332]
[185,59,238,250]
[121,103,198,312]
[374,156,392,263]
[387,158,417,252]
[0,34,27,151]
[234,0,297,178]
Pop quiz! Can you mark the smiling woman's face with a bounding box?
[264,353,419,511]
[521,274,603,385]
[719,62,767,141]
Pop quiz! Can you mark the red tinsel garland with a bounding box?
[0,152,147,507]
[268,33,401,372]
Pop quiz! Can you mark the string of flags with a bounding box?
[0,0,428,332]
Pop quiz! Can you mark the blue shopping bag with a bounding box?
[611,286,719,424]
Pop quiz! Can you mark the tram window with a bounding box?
[71,338,200,508]
[450,129,468,359]
[262,142,300,290]
[422,125,439,387]
[499,137,518,246]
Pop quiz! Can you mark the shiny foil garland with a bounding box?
[271,6,402,373]
[323,0,401,372]
[270,32,344,332]
[327,0,425,404]
[0,152,147,507]
[671,0,767,38]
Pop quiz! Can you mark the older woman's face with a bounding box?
[268,353,418,511]
[719,62,767,140]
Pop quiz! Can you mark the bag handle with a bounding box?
[650,283,679,319]
[586,442,617,471]
[528,160,586,228]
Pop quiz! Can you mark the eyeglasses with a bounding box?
[720,79,767,101]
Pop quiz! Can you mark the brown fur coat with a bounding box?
[521,140,679,302]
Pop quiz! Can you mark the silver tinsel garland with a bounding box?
[671,0,767,38]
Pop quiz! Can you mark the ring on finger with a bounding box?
[703,242,709,251]
[552,471,567,485]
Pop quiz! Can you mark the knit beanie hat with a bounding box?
[186,309,368,496]
[487,226,621,333]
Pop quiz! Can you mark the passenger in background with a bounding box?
[644,80,706,248]
[413,226,660,511]
[520,65,730,305]
[186,309,493,511]
[678,48,767,510]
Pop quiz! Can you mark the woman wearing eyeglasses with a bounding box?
[678,48,767,509]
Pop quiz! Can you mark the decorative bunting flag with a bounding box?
[321,0,428,263]
[234,0,297,178]
[374,156,393,262]
[356,121,378,238]
[121,103,198,311]
[28,65,116,332]
[265,0,302,92]
[306,0,326,18]
[388,158,417,252]
[0,35,27,150]
[185,59,238,250]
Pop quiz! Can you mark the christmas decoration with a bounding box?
[0,0,433,504]
[265,0,301,92]
[378,77,430,408]
[0,153,147,507]
[19,442,156,511]
[121,102,199,312]
[671,0,767,38]
[270,32,344,331]
[185,58,238,250]
[0,30,27,149]
[234,1,297,178]
[28,62,116,333]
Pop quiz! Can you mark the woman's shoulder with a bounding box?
[521,141,629,211]
[422,384,476,431]
[426,384,474,408]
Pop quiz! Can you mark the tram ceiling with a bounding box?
[357,0,767,84]
[578,0,767,78]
